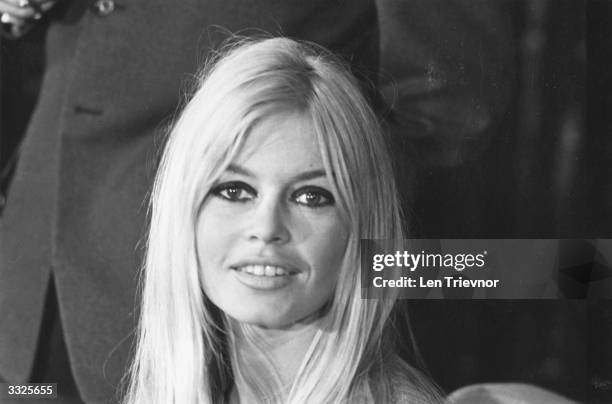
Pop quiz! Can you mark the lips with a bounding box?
[230,260,301,290]
[234,264,292,277]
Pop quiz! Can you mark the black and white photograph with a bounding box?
[0,0,610,403]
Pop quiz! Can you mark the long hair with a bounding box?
[124,37,441,403]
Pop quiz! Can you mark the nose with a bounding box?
[246,197,291,244]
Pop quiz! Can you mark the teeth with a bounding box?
[238,265,290,277]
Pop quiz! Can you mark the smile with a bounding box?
[231,263,299,291]
[233,264,293,277]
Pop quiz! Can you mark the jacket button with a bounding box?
[92,0,115,16]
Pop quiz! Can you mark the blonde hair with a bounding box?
[124,37,441,403]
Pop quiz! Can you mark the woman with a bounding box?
[124,37,442,403]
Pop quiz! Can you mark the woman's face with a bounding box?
[196,112,349,329]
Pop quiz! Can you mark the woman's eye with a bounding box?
[211,182,255,202]
[293,188,335,208]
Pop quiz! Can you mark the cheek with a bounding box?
[196,204,238,275]
[306,217,349,282]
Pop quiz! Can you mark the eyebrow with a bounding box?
[226,164,328,182]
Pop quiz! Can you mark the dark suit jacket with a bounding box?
[0,1,378,401]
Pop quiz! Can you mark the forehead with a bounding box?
[233,112,324,175]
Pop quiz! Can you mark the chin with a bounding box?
[224,306,300,329]
[231,313,292,329]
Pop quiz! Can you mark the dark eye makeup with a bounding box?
[210,181,335,208]
[291,186,335,208]
[210,181,256,202]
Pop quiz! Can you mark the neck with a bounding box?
[228,319,321,402]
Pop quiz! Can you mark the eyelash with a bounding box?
[292,186,335,208]
[210,181,256,203]
[210,182,335,208]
